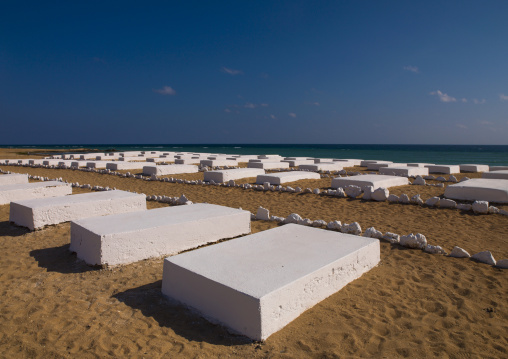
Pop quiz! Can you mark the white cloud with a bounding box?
[260,103,269,107]
[222,67,243,75]
[288,113,297,118]
[153,86,176,95]
[224,108,231,113]
[270,114,277,120]
[500,94,508,102]
[403,65,419,73]
[473,99,486,105]
[429,90,457,103]
[461,98,467,103]
[479,120,493,125]
[456,123,468,129]
[244,102,268,109]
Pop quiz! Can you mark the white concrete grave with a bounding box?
[118,156,145,162]
[256,171,320,185]
[10,190,146,230]
[28,159,45,165]
[0,181,72,205]
[248,162,290,170]
[459,164,489,173]
[407,163,434,167]
[360,160,391,167]
[42,159,63,166]
[204,168,265,183]
[86,161,113,169]
[490,166,508,171]
[482,170,508,180]
[142,164,199,176]
[379,166,429,177]
[299,163,346,171]
[425,165,460,174]
[331,175,408,190]
[0,174,28,186]
[444,178,508,203]
[367,162,406,171]
[161,224,380,341]
[106,162,154,171]
[258,154,283,160]
[70,161,88,167]
[334,159,363,166]
[175,159,201,165]
[282,159,315,166]
[200,159,238,167]
[70,203,251,266]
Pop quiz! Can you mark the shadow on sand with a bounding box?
[113,281,253,346]
[29,243,99,274]
[0,220,30,237]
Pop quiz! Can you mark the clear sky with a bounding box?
[1,1,507,145]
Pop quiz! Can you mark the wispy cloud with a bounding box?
[500,94,508,102]
[461,98,467,103]
[222,67,243,75]
[224,108,231,113]
[456,123,468,129]
[403,65,419,73]
[153,86,176,95]
[430,90,457,103]
[473,98,486,105]
[479,120,493,125]
[244,102,268,109]
[288,113,297,118]
[270,114,277,120]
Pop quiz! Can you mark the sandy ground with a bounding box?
[0,148,506,358]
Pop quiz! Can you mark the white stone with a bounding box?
[256,207,270,221]
[400,233,427,249]
[367,162,407,171]
[70,204,251,266]
[382,232,400,244]
[142,165,199,176]
[161,224,380,341]
[425,165,460,174]
[256,171,320,185]
[379,166,429,177]
[344,185,362,198]
[410,194,424,205]
[457,203,472,211]
[86,161,112,169]
[495,259,508,269]
[283,213,303,224]
[335,188,345,197]
[360,160,391,167]
[482,170,508,180]
[489,166,508,171]
[0,174,28,186]
[248,162,290,170]
[371,188,389,201]
[204,168,265,183]
[0,181,72,205]
[449,246,470,258]
[9,190,146,230]
[331,175,408,190]
[200,159,238,167]
[444,178,508,203]
[460,164,489,173]
[424,245,446,255]
[363,227,382,239]
[399,194,410,204]
[435,176,447,182]
[407,163,434,167]
[281,159,315,166]
[362,186,373,200]
[471,251,496,266]
[438,198,457,208]
[425,197,440,206]
[312,219,327,227]
[471,201,489,214]
[387,194,399,202]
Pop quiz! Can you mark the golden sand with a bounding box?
[0,148,506,358]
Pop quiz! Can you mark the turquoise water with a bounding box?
[3,144,508,166]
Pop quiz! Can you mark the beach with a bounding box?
[0,148,506,358]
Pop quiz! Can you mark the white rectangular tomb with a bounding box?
[200,159,238,167]
[331,174,408,190]
[0,181,72,205]
[106,162,154,171]
[281,159,315,167]
[10,190,147,230]
[248,162,290,170]
[204,168,265,183]
[256,171,321,185]
[459,164,490,173]
[444,178,508,203]
[367,162,406,171]
[142,164,199,176]
[161,224,380,341]
[0,174,28,186]
[299,163,345,172]
[379,166,429,177]
[482,170,508,180]
[425,165,460,174]
[70,204,251,266]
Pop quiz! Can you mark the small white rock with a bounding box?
[449,246,470,258]
[471,251,496,266]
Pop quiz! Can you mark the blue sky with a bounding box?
[1,1,507,144]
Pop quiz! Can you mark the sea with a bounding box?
[3,144,508,166]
